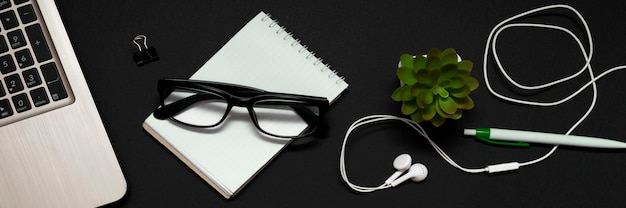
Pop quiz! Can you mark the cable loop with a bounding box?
[340,4,626,193]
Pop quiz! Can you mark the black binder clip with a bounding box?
[132,35,159,66]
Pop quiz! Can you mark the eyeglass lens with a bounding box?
[164,89,228,127]
[253,100,320,137]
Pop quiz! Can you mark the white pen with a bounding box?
[463,128,626,149]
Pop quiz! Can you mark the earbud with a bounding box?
[384,154,412,185]
[389,163,428,187]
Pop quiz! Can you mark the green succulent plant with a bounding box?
[391,48,478,127]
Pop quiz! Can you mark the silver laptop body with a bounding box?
[0,0,126,207]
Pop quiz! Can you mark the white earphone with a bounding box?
[384,154,428,186]
[340,150,427,193]
[384,154,412,185]
[390,163,428,187]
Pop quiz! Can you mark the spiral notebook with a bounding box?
[142,11,348,199]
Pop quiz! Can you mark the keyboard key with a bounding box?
[0,10,18,30]
[15,48,33,68]
[40,63,67,101]
[0,54,15,74]
[7,29,26,49]
[4,73,23,93]
[22,68,41,87]
[47,81,67,101]
[17,4,36,24]
[0,35,8,53]
[0,79,5,97]
[40,62,59,83]
[29,87,48,107]
[25,24,52,62]
[11,92,30,113]
[0,99,12,118]
[0,0,10,10]
[13,0,28,5]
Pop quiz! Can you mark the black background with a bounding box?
[54,0,626,207]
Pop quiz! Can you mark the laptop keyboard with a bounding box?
[0,0,73,127]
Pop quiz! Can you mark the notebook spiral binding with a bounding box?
[261,13,345,84]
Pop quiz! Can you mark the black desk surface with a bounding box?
[55,0,626,207]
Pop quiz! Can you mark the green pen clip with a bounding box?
[474,128,530,147]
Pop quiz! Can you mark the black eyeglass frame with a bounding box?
[153,78,329,139]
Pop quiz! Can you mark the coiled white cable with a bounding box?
[484,4,626,167]
[340,4,626,192]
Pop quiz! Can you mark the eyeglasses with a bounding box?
[153,78,329,138]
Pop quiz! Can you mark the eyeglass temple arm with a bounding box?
[294,105,329,136]
[256,100,321,125]
[191,80,269,97]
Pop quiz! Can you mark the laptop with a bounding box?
[0,0,126,207]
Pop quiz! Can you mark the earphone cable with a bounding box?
[339,115,487,193]
[340,4,626,193]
